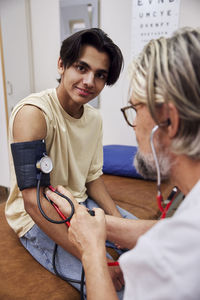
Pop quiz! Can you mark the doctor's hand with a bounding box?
[68,206,124,291]
[68,205,106,258]
[45,185,78,217]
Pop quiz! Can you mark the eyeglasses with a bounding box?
[121,104,141,128]
[121,103,170,128]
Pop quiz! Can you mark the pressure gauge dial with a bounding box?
[36,155,53,174]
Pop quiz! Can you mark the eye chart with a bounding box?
[131,0,181,58]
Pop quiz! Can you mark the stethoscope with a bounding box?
[36,157,86,300]
[150,124,178,219]
[36,156,120,294]
[35,125,178,299]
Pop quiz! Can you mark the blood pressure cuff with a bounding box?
[11,140,50,191]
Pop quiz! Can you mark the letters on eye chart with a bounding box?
[131,0,180,58]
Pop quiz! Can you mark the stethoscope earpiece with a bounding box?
[167,119,171,126]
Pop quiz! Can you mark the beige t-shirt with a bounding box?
[5,88,103,237]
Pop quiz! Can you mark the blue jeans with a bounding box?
[20,198,137,299]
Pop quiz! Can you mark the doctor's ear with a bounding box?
[167,103,179,138]
[57,58,65,75]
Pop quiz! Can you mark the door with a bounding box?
[0,0,33,116]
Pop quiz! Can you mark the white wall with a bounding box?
[1,0,200,187]
[29,0,135,146]
[30,0,60,91]
[179,0,200,28]
[100,0,200,146]
[29,0,200,147]
[0,0,32,116]
[99,0,135,146]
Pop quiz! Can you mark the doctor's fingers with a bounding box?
[73,206,106,223]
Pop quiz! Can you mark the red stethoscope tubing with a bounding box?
[48,185,71,226]
[48,185,120,267]
[157,186,178,219]
[48,185,177,268]
[160,199,173,219]
[51,202,71,227]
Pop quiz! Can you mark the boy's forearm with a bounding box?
[86,177,121,217]
[22,188,81,259]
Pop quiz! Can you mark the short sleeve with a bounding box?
[86,120,103,183]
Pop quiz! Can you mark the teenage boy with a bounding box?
[6,28,135,297]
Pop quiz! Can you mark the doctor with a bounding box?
[47,27,200,299]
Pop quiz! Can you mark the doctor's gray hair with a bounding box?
[130,27,200,159]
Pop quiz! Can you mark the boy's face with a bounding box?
[58,45,110,106]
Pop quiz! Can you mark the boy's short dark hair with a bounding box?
[58,28,123,85]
